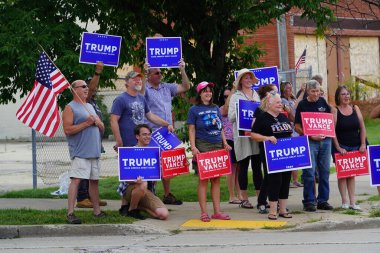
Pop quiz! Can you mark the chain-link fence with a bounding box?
[35,90,121,186]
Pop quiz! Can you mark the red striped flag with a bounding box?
[295,48,306,74]
[16,52,70,137]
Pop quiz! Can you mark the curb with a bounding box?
[0,224,170,239]
[289,217,380,232]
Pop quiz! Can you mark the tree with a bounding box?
[0,0,338,108]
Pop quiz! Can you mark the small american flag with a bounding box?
[295,48,306,75]
[16,52,70,137]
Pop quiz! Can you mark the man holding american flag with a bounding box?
[62,79,105,224]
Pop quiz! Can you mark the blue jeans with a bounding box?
[302,138,332,205]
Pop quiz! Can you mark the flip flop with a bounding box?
[200,213,211,222]
[211,212,231,220]
[279,213,292,218]
[228,199,242,204]
[268,213,277,220]
[239,200,254,209]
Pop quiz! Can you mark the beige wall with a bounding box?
[294,35,328,92]
[349,37,380,82]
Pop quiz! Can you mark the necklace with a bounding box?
[242,89,254,101]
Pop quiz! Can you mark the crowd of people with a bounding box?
[62,61,378,224]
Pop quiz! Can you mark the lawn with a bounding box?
[365,118,380,145]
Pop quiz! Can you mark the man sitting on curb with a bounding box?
[117,124,169,220]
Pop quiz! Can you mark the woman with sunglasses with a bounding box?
[332,85,366,211]
[187,82,232,222]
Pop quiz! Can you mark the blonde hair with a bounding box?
[260,91,280,111]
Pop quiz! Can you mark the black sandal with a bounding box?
[239,200,254,209]
[278,213,292,218]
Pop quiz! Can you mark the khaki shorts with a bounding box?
[124,183,165,212]
[69,157,100,180]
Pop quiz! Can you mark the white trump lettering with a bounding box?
[152,132,172,150]
[242,109,254,118]
[199,155,229,171]
[374,158,380,168]
[337,156,367,170]
[303,117,333,130]
[163,154,186,168]
[85,43,117,53]
[268,146,306,158]
[149,47,179,56]
[122,158,157,167]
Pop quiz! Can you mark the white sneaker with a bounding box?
[341,203,349,209]
[349,204,362,211]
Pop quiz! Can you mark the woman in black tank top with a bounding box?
[333,86,367,211]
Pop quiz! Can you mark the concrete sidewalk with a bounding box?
[1,142,380,238]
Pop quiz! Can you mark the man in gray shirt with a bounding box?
[62,80,105,224]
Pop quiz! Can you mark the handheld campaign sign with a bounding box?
[146,37,182,68]
[197,149,231,180]
[118,147,161,181]
[151,127,182,150]
[335,151,368,179]
[368,145,380,186]
[161,148,189,178]
[234,66,279,91]
[301,112,335,137]
[235,102,252,138]
[237,100,260,131]
[264,136,312,174]
[79,32,122,67]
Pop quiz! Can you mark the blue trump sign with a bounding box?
[151,127,182,150]
[368,145,380,186]
[146,37,182,68]
[264,136,312,174]
[234,66,279,91]
[237,100,260,131]
[118,147,161,181]
[79,32,122,67]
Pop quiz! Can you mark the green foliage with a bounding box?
[344,77,373,101]
[0,209,134,225]
[365,118,380,145]
[0,0,337,110]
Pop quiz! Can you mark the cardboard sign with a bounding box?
[118,147,161,181]
[368,145,380,186]
[151,127,182,150]
[264,136,312,174]
[146,37,182,68]
[237,100,260,131]
[301,112,335,137]
[197,149,231,180]
[335,151,369,179]
[79,32,122,67]
[161,148,189,178]
[234,66,279,91]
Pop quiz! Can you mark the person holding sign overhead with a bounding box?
[187,81,232,222]
[295,80,333,212]
[332,85,366,211]
[116,124,169,220]
[143,58,190,206]
[226,68,262,209]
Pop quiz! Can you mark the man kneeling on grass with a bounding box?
[117,124,169,220]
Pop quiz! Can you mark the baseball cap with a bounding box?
[125,70,143,81]
[196,81,215,93]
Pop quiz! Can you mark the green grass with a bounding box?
[0,173,257,202]
[368,195,380,202]
[0,209,134,225]
[369,209,380,217]
[365,118,380,145]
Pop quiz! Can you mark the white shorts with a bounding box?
[69,157,100,180]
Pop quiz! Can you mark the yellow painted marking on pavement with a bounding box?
[181,219,287,228]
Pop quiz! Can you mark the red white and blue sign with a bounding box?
[301,112,335,137]
[150,127,182,150]
[146,37,182,68]
[234,66,279,91]
[118,147,161,181]
[161,148,189,178]
[237,100,260,131]
[264,136,312,174]
[79,32,122,67]
[335,151,368,179]
[197,149,231,180]
[368,145,380,186]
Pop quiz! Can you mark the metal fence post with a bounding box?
[32,129,37,189]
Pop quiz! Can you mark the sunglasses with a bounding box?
[74,85,88,89]
[152,71,162,75]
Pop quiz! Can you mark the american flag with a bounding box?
[16,52,70,137]
[295,48,306,74]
